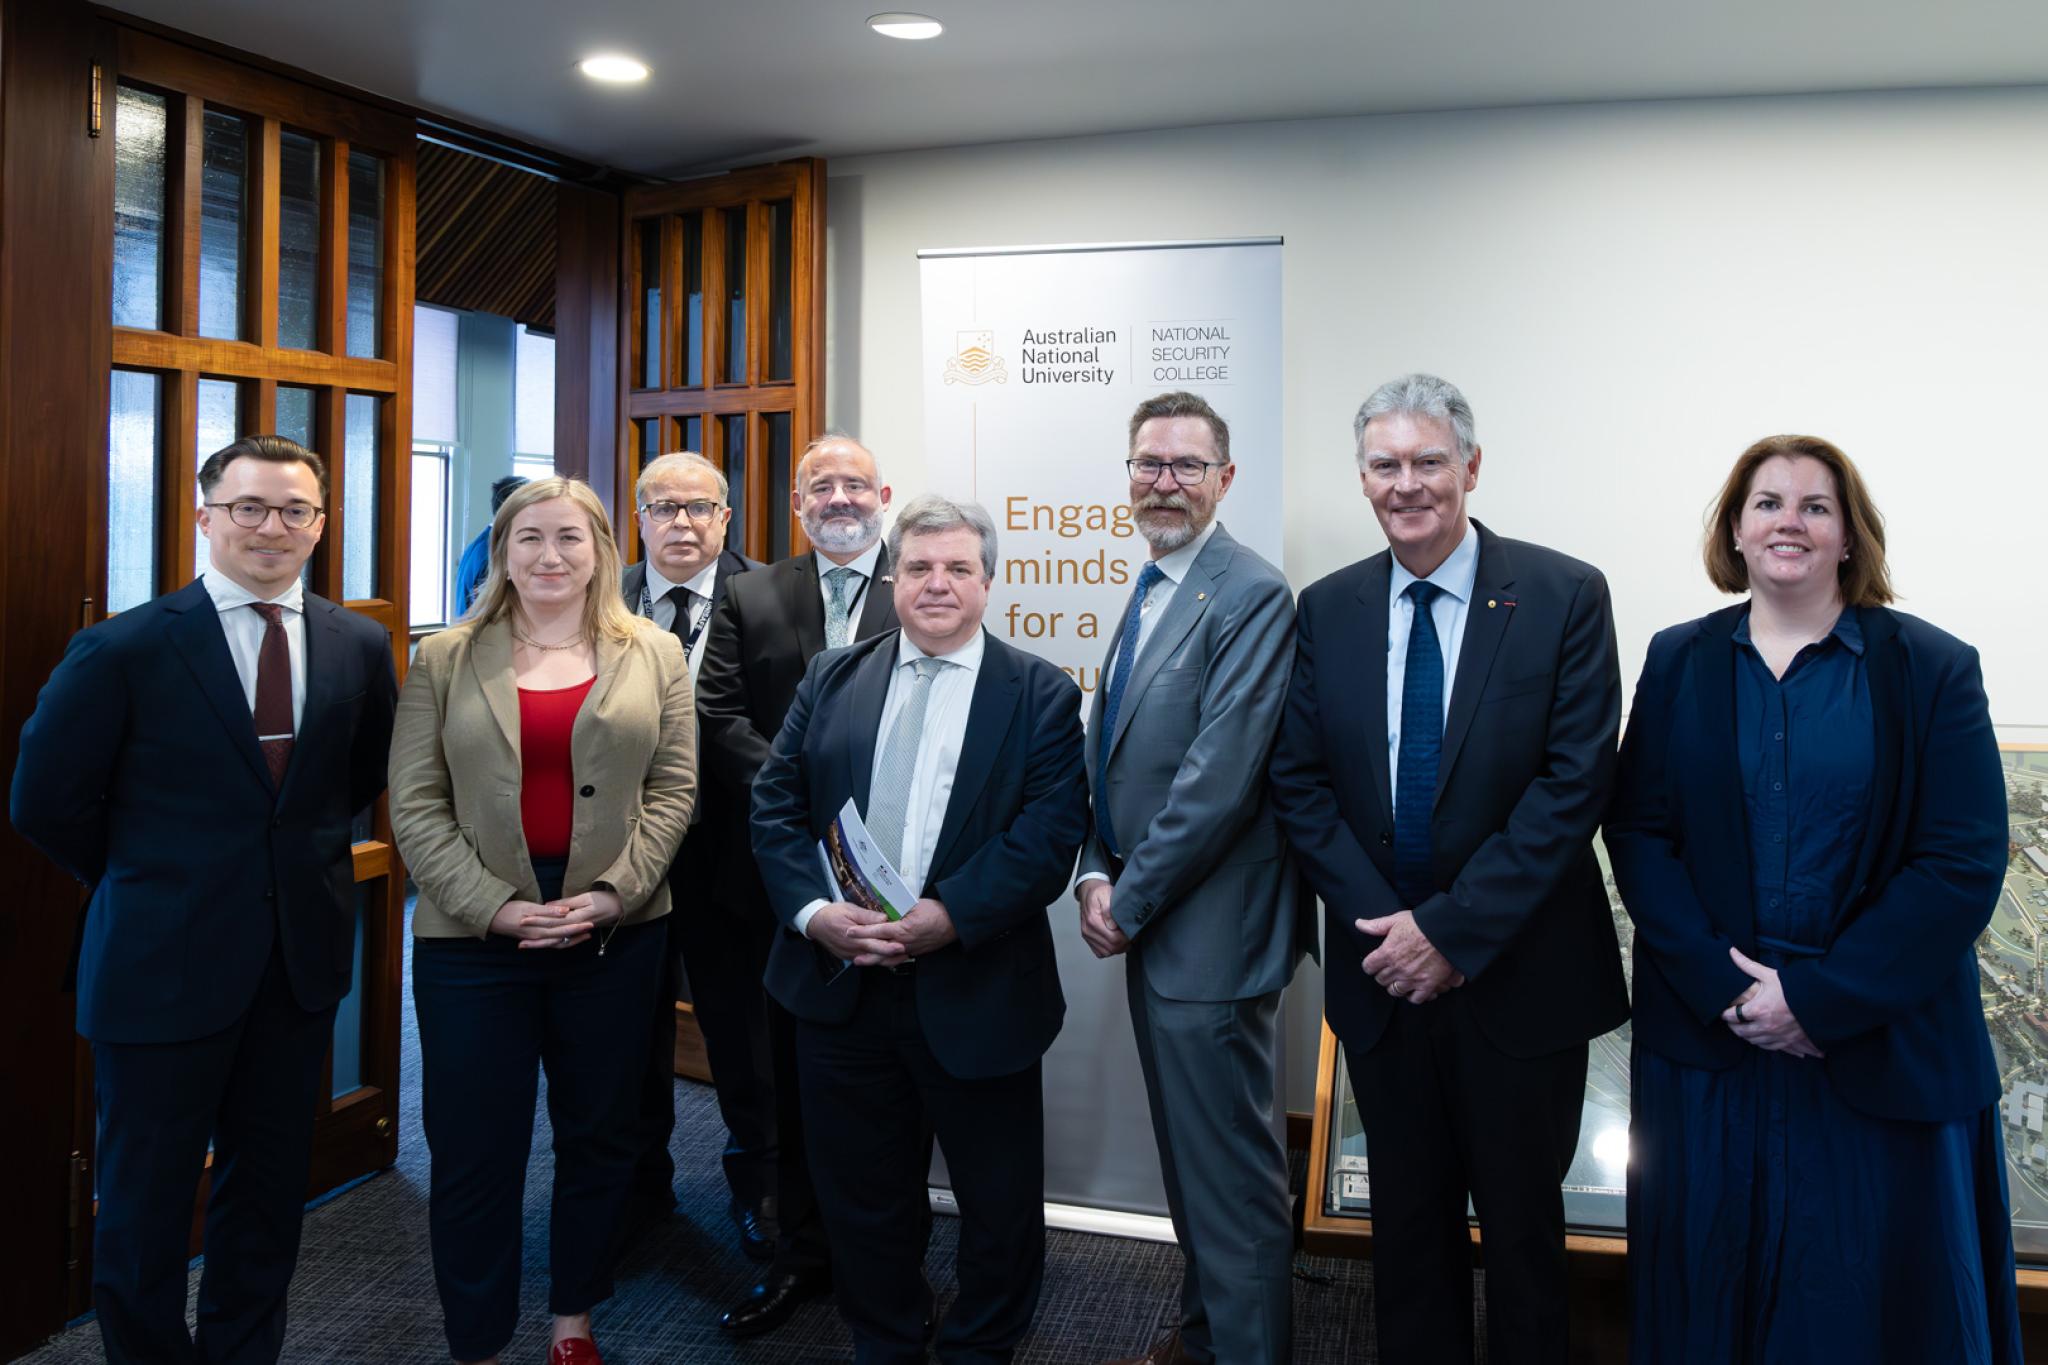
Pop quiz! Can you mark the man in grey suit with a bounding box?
[1079,392,1314,1365]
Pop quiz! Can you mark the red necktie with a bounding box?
[251,603,294,787]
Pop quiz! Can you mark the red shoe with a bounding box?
[548,1337,602,1365]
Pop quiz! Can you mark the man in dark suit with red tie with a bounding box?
[618,450,772,1256]
[692,432,900,1336]
[1269,376,1626,1365]
[11,435,397,1365]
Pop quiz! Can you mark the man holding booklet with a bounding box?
[750,493,1090,1363]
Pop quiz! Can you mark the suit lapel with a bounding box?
[572,632,628,754]
[620,561,646,615]
[165,579,272,790]
[844,634,897,816]
[280,596,346,791]
[1693,609,1755,945]
[929,638,1022,878]
[785,555,828,660]
[1847,607,1905,908]
[712,548,748,608]
[471,617,522,758]
[1353,555,1394,825]
[856,544,897,639]
[1436,525,1513,803]
[1105,537,1227,764]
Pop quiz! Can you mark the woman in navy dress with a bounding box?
[1607,434,2021,1363]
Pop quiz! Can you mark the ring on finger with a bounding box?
[1734,1003,1748,1023]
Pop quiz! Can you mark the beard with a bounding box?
[802,502,883,556]
[1135,492,1206,553]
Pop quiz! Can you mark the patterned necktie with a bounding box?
[867,657,944,871]
[1394,581,1445,908]
[251,603,294,787]
[1095,561,1167,859]
[823,566,856,649]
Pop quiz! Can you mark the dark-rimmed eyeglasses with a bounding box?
[205,500,324,530]
[1127,457,1225,485]
[640,499,725,525]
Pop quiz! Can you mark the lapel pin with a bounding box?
[1487,599,1496,608]
[1197,592,1207,601]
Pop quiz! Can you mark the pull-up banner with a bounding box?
[919,237,1284,1217]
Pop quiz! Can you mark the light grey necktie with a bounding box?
[823,566,856,649]
[867,657,944,871]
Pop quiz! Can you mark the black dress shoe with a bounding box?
[729,1198,777,1263]
[717,1269,830,1337]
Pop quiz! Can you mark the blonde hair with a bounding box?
[463,476,644,644]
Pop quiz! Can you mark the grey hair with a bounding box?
[886,493,998,580]
[635,450,726,506]
[794,430,877,489]
[1352,373,1478,467]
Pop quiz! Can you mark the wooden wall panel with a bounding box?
[556,179,619,509]
[416,140,556,332]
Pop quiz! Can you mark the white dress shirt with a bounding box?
[798,627,986,939]
[814,539,883,626]
[1386,522,1479,793]
[643,558,720,683]
[1075,518,1220,889]
[202,567,308,729]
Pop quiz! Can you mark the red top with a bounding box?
[518,677,595,859]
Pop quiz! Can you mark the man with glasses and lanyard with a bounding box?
[620,450,769,1256]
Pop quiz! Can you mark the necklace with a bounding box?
[513,628,587,652]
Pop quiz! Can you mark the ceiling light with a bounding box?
[578,55,650,83]
[868,12,943,40]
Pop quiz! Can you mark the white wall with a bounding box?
[824,86,2048,1110]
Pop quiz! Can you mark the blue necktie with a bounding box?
[1095,561,1166,859]
[1394,580,1445,908]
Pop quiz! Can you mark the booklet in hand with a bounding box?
[817,797,916,922]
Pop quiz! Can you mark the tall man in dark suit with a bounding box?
[694,432,898,1336]
[1078,392,1312,1365]
[751,493,1090,1364]
[1269,375,1627,1365]
[620,450,772,1255]
[10,435,397,1365]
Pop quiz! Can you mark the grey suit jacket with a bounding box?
[1079,522,1315,1001]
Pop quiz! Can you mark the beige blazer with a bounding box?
[390,615,697,939]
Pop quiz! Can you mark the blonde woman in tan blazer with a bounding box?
[390,477,695,1365]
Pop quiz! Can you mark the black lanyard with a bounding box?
[641,579,710,658]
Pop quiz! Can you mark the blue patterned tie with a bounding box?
[1394,581,1445,908]
[1095,561,1166,858]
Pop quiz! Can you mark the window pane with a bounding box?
[768,198,794,381]
[276,384,315,449]
[108,371,162,612]
[346,152,384,358]
[682,213,704,387]
[722,413,749,556]
[681,415,702,455]
[636,218,661,388]
[514,327,554,458]
[636,417,660,466]
[330,879,373,1097]
[410,450,448,627]
[766,412,792,561]
[413,306,458,444]
[277,132,321,349]
[343,393,379,599]
[722,206,747,383]
[113,87,168,331]
[194,378,243,576]
[510,454,553,481]
[198,110,250,341]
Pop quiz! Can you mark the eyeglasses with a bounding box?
[205,500,324,530]
[1127,457,1225,486]
[640,499,725,525]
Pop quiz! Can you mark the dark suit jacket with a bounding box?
[623,548,764,918]
[750,631,1091,1080]
[1269,520,1628,1059]
[695,546,898,797]
[10,578,397,1044]
[1606,604,2005,1122]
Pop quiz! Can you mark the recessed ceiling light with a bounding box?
[578,54,650,83]
[868,12,943,40]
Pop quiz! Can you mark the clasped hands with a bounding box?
[810,898,958,966]
[1076,879,1130,959]
[490,887,623,950]
[1720,946,1824,1059]
[1358,910,1465,1005]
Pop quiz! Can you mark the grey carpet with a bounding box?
[18,933,1474,1363]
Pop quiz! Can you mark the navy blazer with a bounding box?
[1270,521,1629,1060]
[1606,604,2005,1123]
[750,630,1090,1080]
[10,578,397,1044]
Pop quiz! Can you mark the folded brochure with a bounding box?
[817,797,915,923]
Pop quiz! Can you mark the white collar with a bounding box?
[203,566,306,616]
[816,539,883,584]
[646,555,719,602]
[1389,522,1480,607]
[1149,518,1221,586]
[895,625,986,676]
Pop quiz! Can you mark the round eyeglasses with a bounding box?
[205,500,324,530]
